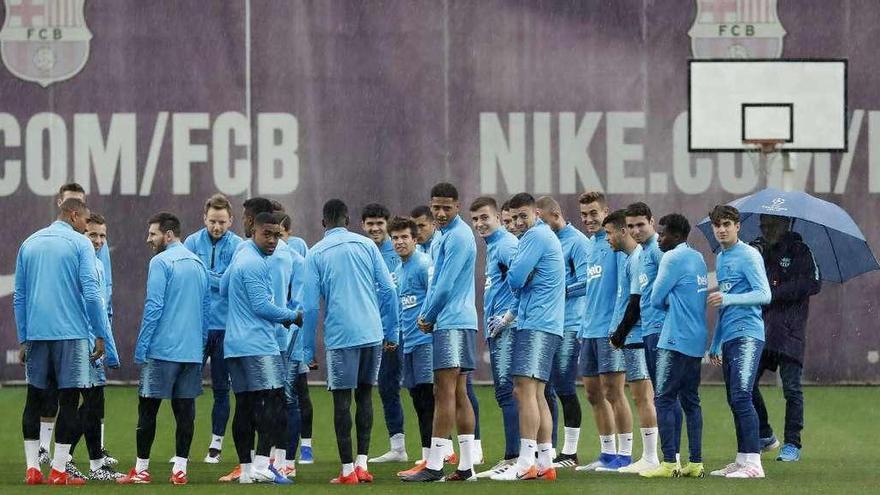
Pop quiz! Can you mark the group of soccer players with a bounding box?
[15,180,779,484]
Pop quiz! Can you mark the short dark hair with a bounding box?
[278,213,292,231]
[242,197,275,217]
[658,213,691,239]
[410,205,433,220]
[59,198,88,215]
[625,202,653,221]
[87,213,106,225]
[204,193,232,214]
[58,182,85,198]
[361,203,391,222]
[469,196,497,212]
[578,191,606,206]
[254,211,282,227]
[500,200,511,212]
[388,216,418,238]
[430,182,458,201]
[148,212,181,237]
[323,199,349,225]
[709,204,740,225]
[508,192,535,210]
[602,209,627,229]
[271,200,286,213]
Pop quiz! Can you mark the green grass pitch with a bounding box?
[0,385,876,493]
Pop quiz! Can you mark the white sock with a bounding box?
[24,440,40,470]
[390,433,405,451]
[355,454,368,470]
[640,427,659,464]
[90,458,104,471]
[172,457,188,474]
[100,422,105,449]
[735,452,745,465]
[562,427,580,455]
[442,438,454,458]
[676,452,681,466]
[617,432,633,456]
[274,449,287,467]
[457,434,474,471]
[341,462,354,476]
[745,453,762,467]
[301,438,312,448]
[253,455,270,472]
[210,434,223,451]
[426,437,446,470]
[52,444,70,472]
[136,457,150,473]
[39,422,54,451]
[421,447,430,461]
[599,435,616,455]
[537,442,553,469]
[517,439,537,470]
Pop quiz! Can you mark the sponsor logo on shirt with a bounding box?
[719,281,733,292]
[639,272,649,289]
[587,264,603,281]
[484,273,492,289]
[400,294,419,310]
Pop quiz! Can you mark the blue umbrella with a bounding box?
[697,188,880,283]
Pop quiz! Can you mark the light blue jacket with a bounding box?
[394,251,433,353]
[638,234,667,337]
[507,220,566,336]
[580,229,620,338]
[710,240,771,355]
[183,228,243,330]
[651,243,709,358]
[557,223,590,330]
[419,215,478,331]
[482,228,519,338]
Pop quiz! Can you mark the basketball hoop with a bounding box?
[743,138,785,181]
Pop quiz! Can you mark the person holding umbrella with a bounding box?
[749,215,821,462]
[706,205,771,479]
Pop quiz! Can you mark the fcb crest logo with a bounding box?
[779,257,791,268]
[0,0,92,87]
[689,0,786,59]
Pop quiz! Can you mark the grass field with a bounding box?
[0,384,876,494]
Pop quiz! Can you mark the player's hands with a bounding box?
[709,353,722,366]
[488,311,515,338]
[293,310,303,328]
[707,291,724,307]
[417,317,434,334]
[19,344,27,366]
[384,340,398,352]
[308,359,318,370]
[91,338,105,362]
[610,327,627,349]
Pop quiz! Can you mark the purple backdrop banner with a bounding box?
[1,1,878,383]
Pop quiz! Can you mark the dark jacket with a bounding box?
[751,232,821,364]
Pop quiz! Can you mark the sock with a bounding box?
[472,439,483,459]
[745,453,762,467]
[253,455,270,472]
[537,443,553,469]
[421,447,429,462]
[426,437,446,471]
[100,422,105,449]
[89,458,104,471]
[301,438,312,448]
[599,435,616,455]
[274,449,287,467]
[676,453,681,466]
[24,440,40,470]
[210,434,223,451]
[390,433,405,451]
[517,439,537,470]
[172,457,188,475]
[457,434,474,471]
[39,422,54,451]
[51,444,70,472]
[355,455,368,470]
[617,432,633,456]
[562,427,580,455]
[240,463,252,478]
[735,452,745,465]
[136,457,150,473]
[640,427,659,464]
[341,463,354,476]
[442,438,454,458]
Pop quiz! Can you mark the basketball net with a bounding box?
[744,139,796,191]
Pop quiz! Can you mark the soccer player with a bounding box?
[411,205,441,253]
[706,205,772,479]
[469,197,521,479]
[623,202,682,469]
[271,200,309,258]
[68,214,122,481]
[117,212,209,485]
[640,213,709,479]
[488,192,565,481]
[603,210,661,474]
[535,196,588,468]
[403,182,479,482]
[302,200,399,484]
[184,193,243,464]
[575,192,634,472]
[388,217,435,476]
[15,198,110,485]
[500,200,521,237]
[361,203,409,464]
[222,212,300,484]
[750,214,820,462]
